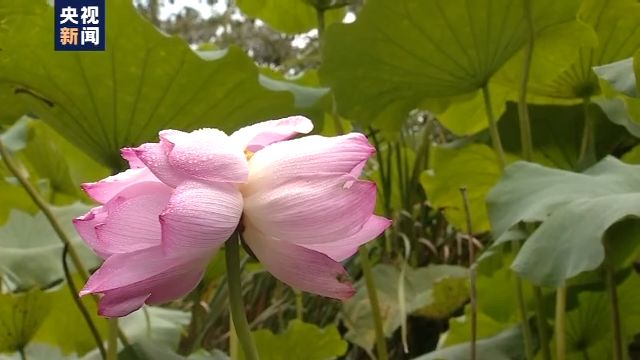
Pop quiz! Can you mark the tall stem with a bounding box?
[0,139,89,282]
[315,7,326,44]
[226,235,259,360]
[518,0,535,162]
[107,318,118,360]
[63,245,106,359]
[481,84,507,169]
[0,138,130,346]
[555,285,567,360]
[229,316,239,360]
[359,246,388,360]
[460,187,477,360]
[533,286,552,360]
[578,97,594,167]
[604,239,623,360]
[482,85,534,357]
[514,246,534,360]
[295,290,304,321]
[18,347,27,360]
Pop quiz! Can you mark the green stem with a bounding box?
[556,285,567,360]
[0,139,89,282]
[604,239,623,360]
[107,318,118,360]
[295,290,304,321]
[482,85,534,358]
[533,285,552,360]
[481,84,507,169]
[18,347,27,360]
[518,0,535,162]
[63,245,106,359]
[226,235,259,360]
[578,97,594,167]
[315,7,326,44]
[0,138,130,347]
[514,255,534,360]
[230,315,239,360]
[359,246,388,360]
[460,187,477,360]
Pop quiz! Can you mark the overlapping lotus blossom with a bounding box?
[74,116,391,317]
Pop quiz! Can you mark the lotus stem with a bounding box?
[533,285,552,360]
[460,187,477,360]
[226,234,259,360]
[315,7,326,44]
[514,242,534,360]
[578,97,594,167]
[0,139,89,282]
[604,239,623,360]
[295,290,304,321]
[107,318,118,360]
[555,285,567,360]
[0,138,130,346]
[482,83,534,358]
[359,246,389,360]
[481,83,507,169]
[518,0,535,162]
[63,244,106,359]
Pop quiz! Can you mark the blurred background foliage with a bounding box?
[1,0,640,359]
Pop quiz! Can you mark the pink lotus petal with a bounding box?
[73,206,110,258]
[230,116,314,152]
[243,174,377,244]
[246,133,375,186]
[120,148,145,169]
[94,265,204,317]
[147,268,205,304]
[94,182,172,255]
[80,247,207,308]
[81,167,159,204]
[98,291,151,318]
[302,215,391,261]
[132,142,188,187]
[160,129,249,184]
[243,225,355,300]
[160,181,242,255]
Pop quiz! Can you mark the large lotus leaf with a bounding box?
[0,203,99,288]
[320,0,585,130]
[0,289,51,353]
[0,1,295,169]
[421,144,518,233]
[243,320,347,360]
[527,0,640,101]
[487,157,640,286]
[414,325,528,360]
[236,0,345,34]
[343,264,467,351]
[593,57,640,138]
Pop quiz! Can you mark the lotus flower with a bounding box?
[74,116,390,317]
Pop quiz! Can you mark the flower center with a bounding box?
[244,149,254,161]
